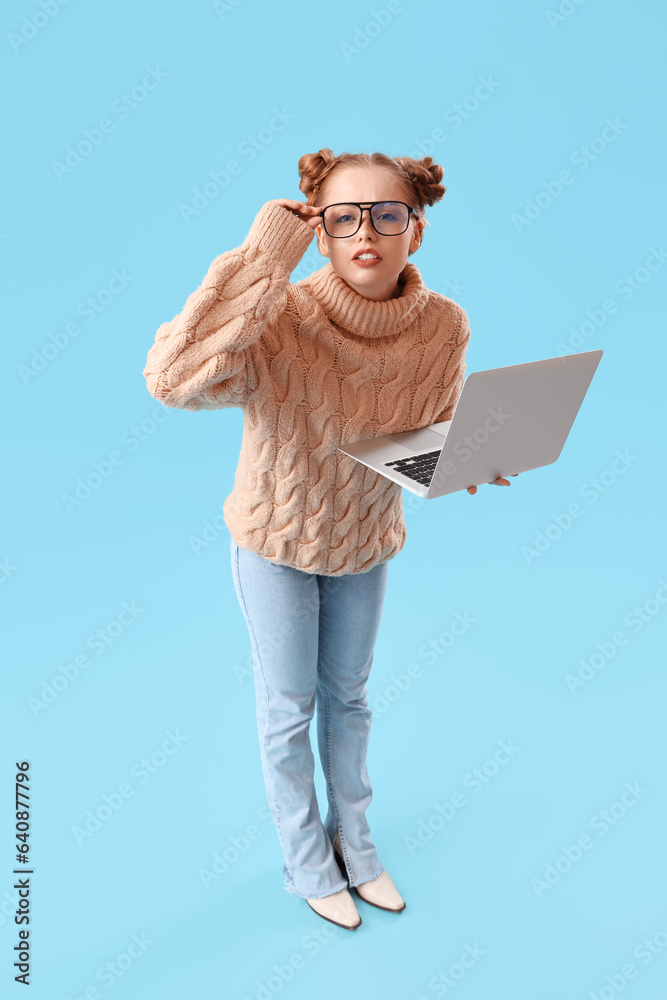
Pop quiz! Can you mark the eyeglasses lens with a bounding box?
[323,203,409,236]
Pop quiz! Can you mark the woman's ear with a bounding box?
[316,225,329,257]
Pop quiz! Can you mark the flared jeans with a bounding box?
[230,536,389,899]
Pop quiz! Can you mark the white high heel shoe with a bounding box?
[333,830,406,913]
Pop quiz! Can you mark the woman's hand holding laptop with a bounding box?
[466,473,520,495]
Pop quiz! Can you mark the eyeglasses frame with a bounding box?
[316,201,420,238]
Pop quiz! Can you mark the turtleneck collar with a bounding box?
[303,260,431,339]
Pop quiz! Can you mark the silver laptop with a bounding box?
[337,349,603,498]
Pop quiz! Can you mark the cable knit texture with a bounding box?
[143,201,470,576]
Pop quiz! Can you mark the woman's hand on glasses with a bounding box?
[466,474,520,495]
[269,199,322,230]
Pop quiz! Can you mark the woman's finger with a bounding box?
[270,199,322,227]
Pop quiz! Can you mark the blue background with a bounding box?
[2,0,666,997]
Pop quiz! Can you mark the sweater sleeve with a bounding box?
[432,306,471,423]
[142,201,316,410]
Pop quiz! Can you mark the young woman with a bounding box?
[143,149,515,931]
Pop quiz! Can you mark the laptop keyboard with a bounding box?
[384,449,441,487]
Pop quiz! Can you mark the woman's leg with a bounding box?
[315,559,390,887]
[229,537,348,900]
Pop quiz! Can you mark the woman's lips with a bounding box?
[352,257,382,267]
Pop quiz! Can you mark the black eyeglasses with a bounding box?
[317,201,419,238]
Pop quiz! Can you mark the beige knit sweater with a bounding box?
[143,200,470,576]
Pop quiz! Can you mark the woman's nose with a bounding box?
[357,208,376,235]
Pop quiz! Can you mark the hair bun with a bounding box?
[297,148,337,200]
[397,156,445,208]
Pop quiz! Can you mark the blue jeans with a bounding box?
[230,536,389,900]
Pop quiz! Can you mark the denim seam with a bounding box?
[318,651,356,884]
[354,863,385,887]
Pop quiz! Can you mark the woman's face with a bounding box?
[314,166,424,302]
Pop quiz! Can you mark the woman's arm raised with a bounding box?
[142,200,321,410]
